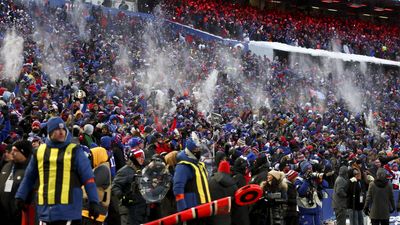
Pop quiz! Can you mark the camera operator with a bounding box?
[295,161,328,225]
[250,170,287,225]
[112,144,147,225]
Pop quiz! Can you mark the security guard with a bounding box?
[16,117,101,225]
[173,132,211,224]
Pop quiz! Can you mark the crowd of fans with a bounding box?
[162,0,400,61]
[0,0,399,225]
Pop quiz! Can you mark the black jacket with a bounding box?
[286,181,298,217]
[112,160,145,205]
[347,178,367,210]
[208,172,238,225]
[231,163,250,225]
[0,160,29,225]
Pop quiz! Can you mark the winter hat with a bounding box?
[83,124,94,135]
[286,170,298,181]
[185,134,201,152]
[300,161,312,173]
[218,160,231,174]
[233,157,247,174]
[128,137,143,148]
[32,120,41,129]
[13,140,32,159]
[100,136,112,149]
[130,148,145,159]
[268,170,285,182]
[237,138,246,147]
[46,117,67,134]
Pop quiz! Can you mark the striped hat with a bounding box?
[286,170,298,181]
[130,148,145,159]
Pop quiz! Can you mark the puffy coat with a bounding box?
[231,158,250,225]
[332,166,348,209]
[208,172,238,225]
[347,176,367,211]
[16,132,99,222]
[364,168,395,220]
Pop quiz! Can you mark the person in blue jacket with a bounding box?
[295,160,328,225]
[15,117,101,225]
[173,132,211,224]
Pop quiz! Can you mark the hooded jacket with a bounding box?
[364,168,395,220]
[251,170,288,225]
[208,172,238,225]
[231,157,250,225]
[82,147,111,222]
[173,149,211,211]
[332,166,348,209]
[16,130,99,222]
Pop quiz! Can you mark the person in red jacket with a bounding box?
[154,133,171,155]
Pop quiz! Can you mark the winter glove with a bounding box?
[88,202,101,220]
[15,198,27,212]
[350,177,357,182]
[363,207,370,216]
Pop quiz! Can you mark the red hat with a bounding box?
[218,160,231,174]
[130,148,145,159]
[32,120,41,129]
[286,170,298,181]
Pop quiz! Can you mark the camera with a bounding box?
[310,172,324,179]
[267,192,282,199]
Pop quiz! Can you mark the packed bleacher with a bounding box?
[162,0,400,61]
[0,0,400,225]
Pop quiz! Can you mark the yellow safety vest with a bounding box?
[178,161,211,204]
[36,143,79,205]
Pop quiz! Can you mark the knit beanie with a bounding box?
[218,160,231,174]
[46,117,66,134]
[13,140,32,159]
[300,161,312,173]
[286,170,299,181]
[32,120,41,129]
[130,148,145,159]
[100,136,112,149]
